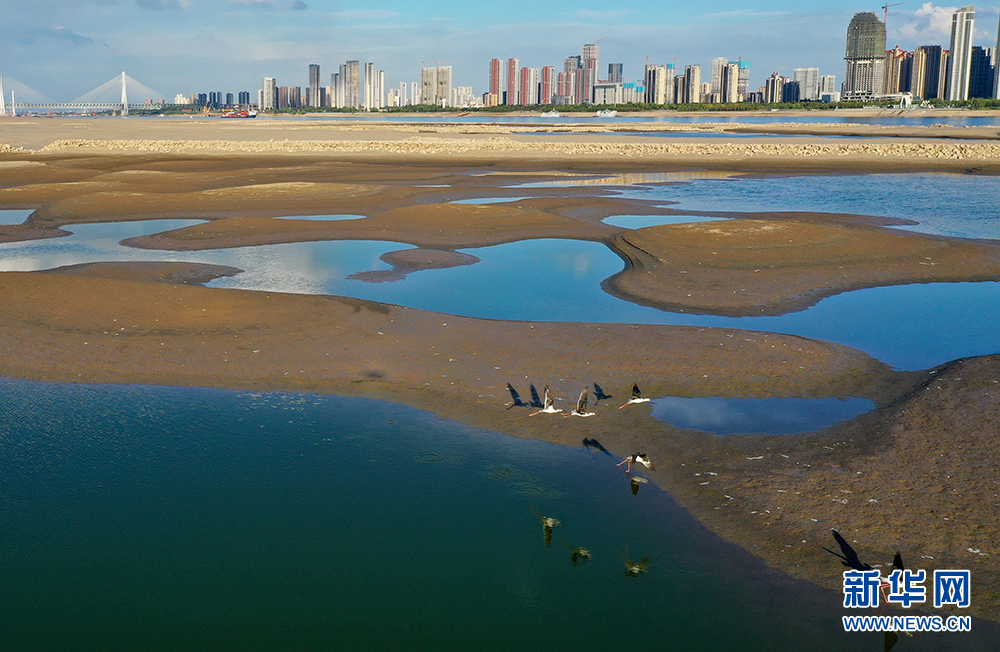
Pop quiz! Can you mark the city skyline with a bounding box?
[3,2,1000,102]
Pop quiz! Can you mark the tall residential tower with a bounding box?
[843,12,886,99]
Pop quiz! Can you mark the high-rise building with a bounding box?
[764,72,785,103]
[793,67,820,100]
[343,61,360,109]
[843,12,887,98]
[436,65,452,108]
[910,45,946,99]
[238,91,250,106]
[540,66,555,105]
[561,56,580,104]
[883,47,911,94]
[946,5,975,101]
[580,43,600,103]
[261,77,277,111]
[644,64,666,104]
[683,65,701,103]
[736,60,751,97]
[664,63,676,104]
[608,63,623,84]
[711,57,728,95]
[489,59,503,97]
[421,66,438,106]
[994,12,1000,99]
[969,46,996,98]
[720,62,740,102]
[308,63,321,107]
[506,58,520,105]
[520,67,539,105]
[819,75,837,95]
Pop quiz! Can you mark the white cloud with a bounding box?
[895,3,959,43]
[136,0,190,9]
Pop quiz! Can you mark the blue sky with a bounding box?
[1,1,998,101]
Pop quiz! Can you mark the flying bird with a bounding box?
[562,388,595,417]
[529,385,562,416]
[821,529,874,571]
[617,453,655,473]
[619,383,651,409]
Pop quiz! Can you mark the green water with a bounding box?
[2,380,995,651]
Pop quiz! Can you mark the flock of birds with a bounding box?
[507,381,656,494]
[506,381,651,417]
[514,384,658,578]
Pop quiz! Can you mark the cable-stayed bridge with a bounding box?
[1,73,167,115]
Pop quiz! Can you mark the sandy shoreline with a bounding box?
[2,115,999,621]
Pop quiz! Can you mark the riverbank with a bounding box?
[2,117,998,621]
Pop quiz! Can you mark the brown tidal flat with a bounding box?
[2,115,999,621]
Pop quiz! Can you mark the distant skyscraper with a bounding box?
[344,61,360,109]
[793,68,820,100]
[520,67,539,105]
[489,58,502,97]
[720,62,740,102]
[421,66,438,106]
[664,63,676,103]
[541,66,555,104]
[711,57,728,94]
[436,65,452,107]
[308,63,321,107]
[969,46,995,98]
[644,64,666,104]
[994,13,1000,99]
[736,60,751,97]
[608,63,623,84]
[764,73,785,103]
[506,58,520,105]
[883,47,910,94]
[843,12,886,98]
[684,65,701,103]
[581,43,599,103]
[946,5,975,101]
[819,75,837,95]
[261,77,277,110]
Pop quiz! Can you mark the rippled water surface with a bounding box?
[3,379,995,651]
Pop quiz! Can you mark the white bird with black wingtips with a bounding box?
[619,383,651,409]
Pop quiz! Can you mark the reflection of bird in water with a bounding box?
[562,388,595,417]
[529,385,562,416]
[593,383,612,404]
[617,453,655,473]
[570,546,592,565]
[628,474,648,496]
[624,554,651,578]
[537,514,561,548]
[821,528,873,571]
[506,383,529,409]
[619,383,651,409]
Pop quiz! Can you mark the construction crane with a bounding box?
[882,2,902,29]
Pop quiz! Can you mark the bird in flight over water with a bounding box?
[617,453,655,473]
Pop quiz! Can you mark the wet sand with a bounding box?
[2,115,999,621]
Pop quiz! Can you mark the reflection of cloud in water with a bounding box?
[0,210,32,226]
[651,396,875,435]
[272,214,365,221]
[515,170,744,188]
[601,214,726,229]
